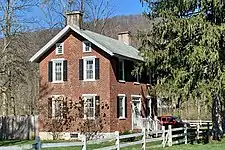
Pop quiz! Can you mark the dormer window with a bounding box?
[56,43,64,55]
[83,41,91,52]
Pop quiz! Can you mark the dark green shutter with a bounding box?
[146,99,150,117]
[95,96,100,117]
[125,97,127,118]
[48,97,52,118]
[117,96,120,118]
[63,60,68,81]
[78,96,84,118]
[48,61,53,82]
[63,100,68,119]
[95,58,100,79]
[79,59,83,80]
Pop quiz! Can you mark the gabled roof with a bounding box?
[29,25,143,62]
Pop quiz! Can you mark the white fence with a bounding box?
[31,125,190,150]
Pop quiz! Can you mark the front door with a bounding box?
[132,97,141,129]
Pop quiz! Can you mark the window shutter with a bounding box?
[63,100,68,119]
[146,99,151,117]
[95,96,100,117]
[95,58,100,79]
[117,96,120,118]
[125,97,127,118]
[79,59,83,80]
[48,61,53,82]
[63,60,68,81]
[48,97,52,118]
[78,96,84,118]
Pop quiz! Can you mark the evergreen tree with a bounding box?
[139,0,225,139]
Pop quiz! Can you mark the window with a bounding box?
[83,41,91,52]
[48,59,67,83]
[83,95,96,119]
[83,57,95,81]
[118,95,126,118]
[56,43,64,54]
[51,95,64,118]
[119,59,125,81]
[53,59,63,82]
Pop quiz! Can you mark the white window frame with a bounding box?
[51,95,64,119]
[56,43,64,55]
[83,41,92,52]
[83,56,96,81]
[118,94,126,119]
[52,58,64,83]
[131,95,142,112]
[82,94,97,119]
[119,59,125,82]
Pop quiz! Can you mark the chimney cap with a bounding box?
[118,31,131,35]
[66,11,83,15]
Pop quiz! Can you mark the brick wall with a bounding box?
[38,30,149,134]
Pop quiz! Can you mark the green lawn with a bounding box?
[42,138,225,150]
[1,138,225,150]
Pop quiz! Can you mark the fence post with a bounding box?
[115,131,120,150]
[82,135,87,150]
[197,123,200,140]
[142,129,146,150]
[168,125,172,147]
[154,116,158,137]
[162,126,165,147]
[184,124,187,144]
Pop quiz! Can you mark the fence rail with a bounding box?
[2,119,211,150]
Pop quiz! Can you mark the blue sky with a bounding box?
[111,0,145,16]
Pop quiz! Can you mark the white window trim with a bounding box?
[83,41,92,52]
[52,58,64,83]
[51,95,64,119]
[118,94,126,119]
[118,59,125,82]
[82,94,97,120]
[83,56,96,81]
[56,42,64,55]
[131,95,142,118]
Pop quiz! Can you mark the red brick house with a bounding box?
[30,11,151,140]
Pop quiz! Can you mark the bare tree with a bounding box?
[0,0,38,115]
[39,0,115,33]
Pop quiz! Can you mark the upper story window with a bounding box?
[118,59,125,81]
[56,43,64,54]
[54,60,63,81]
[48,58,67,83]
[83,41,91,52]
[84,57,95,80]
[79,56,99,81]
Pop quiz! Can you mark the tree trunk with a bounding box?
[212,93,223,140]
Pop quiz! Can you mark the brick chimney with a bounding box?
[66,11,83,29]
[118,31,131,45]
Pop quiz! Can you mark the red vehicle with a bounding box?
[158,115,190,128]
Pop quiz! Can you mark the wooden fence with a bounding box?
[32,125,192,150]
[0,115,37,140]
